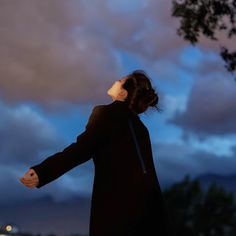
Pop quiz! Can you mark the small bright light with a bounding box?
[5,225,12,231]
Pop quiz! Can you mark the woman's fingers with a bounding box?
[20,177,36,183]
[20,176,38,182]
[23,171,33,179]
[19,178,38,188]
[22,169,38,180]
[22,175,38,181]
[23,182,37,188]
[28,169,39,179]
[19,175,38,183]
[26,182,37,188]
[28,169,36,176]
[19,169,39,188]
[20,178,36,184]
[19,178,35,184]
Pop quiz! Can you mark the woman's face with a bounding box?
[107,77,128,101]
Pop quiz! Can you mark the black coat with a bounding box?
[30,100,172,236]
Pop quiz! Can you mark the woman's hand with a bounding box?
[19,168,39,188]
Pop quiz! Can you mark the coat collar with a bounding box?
[109,100,141,120]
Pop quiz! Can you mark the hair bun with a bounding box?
[145,88,158,107]
[122,69,161,114]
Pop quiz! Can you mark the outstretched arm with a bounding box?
[20,105,107,189]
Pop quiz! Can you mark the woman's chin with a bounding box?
[107,91,114,98]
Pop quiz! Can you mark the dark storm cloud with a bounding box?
[0,0,199,110]
[0,0,231,111]
[0,0,120,109]
[167,74,236,139]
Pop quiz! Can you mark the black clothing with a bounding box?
[30,100,171,235]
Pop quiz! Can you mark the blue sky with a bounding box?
[0,0,236,235]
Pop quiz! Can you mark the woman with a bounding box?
[19,70,172,236]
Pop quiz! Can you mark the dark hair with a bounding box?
[122,69,162,114]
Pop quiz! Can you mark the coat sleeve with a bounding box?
[29,105,107,188]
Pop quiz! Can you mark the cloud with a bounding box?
[0,102,62,165]
[101,0,185,60]
[1,163,93,206]
[0,101,96,205]
[167,73,236,139]
[0,1,120,109]
[153,141,236,188]
[0,101,73,204]
[1,0,232,111]
[0,0,201,110]
[1,99,235,207]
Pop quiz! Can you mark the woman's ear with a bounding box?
[120,89,128,99]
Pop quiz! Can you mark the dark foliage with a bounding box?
[172,0,236,79]
[163,175,236,236]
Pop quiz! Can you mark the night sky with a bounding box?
[0,0,236,235]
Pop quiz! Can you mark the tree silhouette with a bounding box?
[163,175,236,236]
[172,0,236,79]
